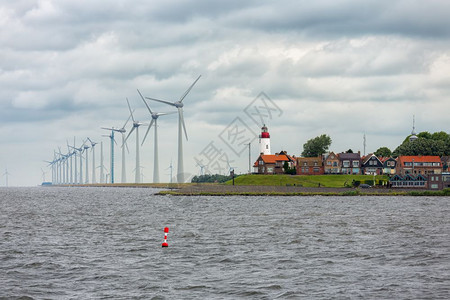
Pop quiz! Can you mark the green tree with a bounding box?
[302,134,332,157]
[346,149,353,153]
[393,131,449,157]
[374,147,392,157]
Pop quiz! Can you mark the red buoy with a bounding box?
[162,227,169,247]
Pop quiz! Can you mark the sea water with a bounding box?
[1,187,449,299]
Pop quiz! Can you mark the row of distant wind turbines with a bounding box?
[46,75,201,184]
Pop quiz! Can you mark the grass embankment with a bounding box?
[225,174,388,188]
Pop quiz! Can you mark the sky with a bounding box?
[1,0,449,186]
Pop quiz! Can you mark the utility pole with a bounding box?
[245,142,251,174]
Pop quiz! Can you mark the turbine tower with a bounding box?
[87,138,98,184]
[124,98,144,183]
[146,75,201,183]
[101,128,117,183]
[118,112,132,183]
[83,141,90,184]
[138,89,175,183]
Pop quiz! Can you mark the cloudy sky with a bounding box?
[1,0,449,186]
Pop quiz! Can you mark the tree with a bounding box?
[346,149,353,153]
[302,134,332,157]
[374,147,392,157]
[393,131,450,157]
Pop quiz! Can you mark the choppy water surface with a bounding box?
[0,187,449,299]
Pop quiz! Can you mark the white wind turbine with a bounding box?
[117,111,132,183]
[83,141,90,184]
[138,89,176,183]
[87,138,98,184]
[100,128,117,183]
[146,75,201,183]
[124,98,145,183]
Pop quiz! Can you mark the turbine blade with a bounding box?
[157,111,177,116]
[126,98,136,122]
[179,108,188,141]
[141,119,155,146]
[124,126,135,144]
[122,110,134,130]
[138,89,154,114]
[146,97,175,107]
[179,75,201,102]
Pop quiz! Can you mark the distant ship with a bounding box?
[41,182,52,186]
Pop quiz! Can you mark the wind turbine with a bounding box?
[82,141,90,184]
[101,128,117,183]
[2,168,10,187]
[87,138,98,184]
[124,98,145,183]
[146,75,201,183]
[138,89,175,183]
[99,141,105,183]
[118,111,132,183]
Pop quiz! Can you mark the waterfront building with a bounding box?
[395,156,442,176]
[296,156,325,175]
[361,153,383,175]
[253,153,290,174]
[338,152,362,174]
[323,152,340,174]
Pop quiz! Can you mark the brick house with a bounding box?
[395,156,443,176]
[253,153,291,174]
[323,152,340,174]
[296,156,325,175]
[338,152,361,174]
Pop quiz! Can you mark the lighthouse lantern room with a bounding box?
[259,124,271,155]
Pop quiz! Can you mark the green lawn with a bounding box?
[225,174,389,188]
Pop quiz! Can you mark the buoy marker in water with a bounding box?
[162,227,169,247]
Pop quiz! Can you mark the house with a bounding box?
[361,154,383,175]
[277,150,297,169]
[442,172,450,189]
[395,156,443,176]
[253,153,291,174]
[338,152,361,175]
[390,174,427,188]
[380,157,397,175]
[296,156,324,175]
[441,156,450,172]
[390,173,443,190]
[323,152,340,174]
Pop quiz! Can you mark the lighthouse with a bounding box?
[259,124,271,155]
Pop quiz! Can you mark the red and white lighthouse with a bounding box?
[259,124,271,155]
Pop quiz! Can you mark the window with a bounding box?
[266,145,268,149]
[352,161,359,167]
[314,162,318,166]
[343,161,350,167]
